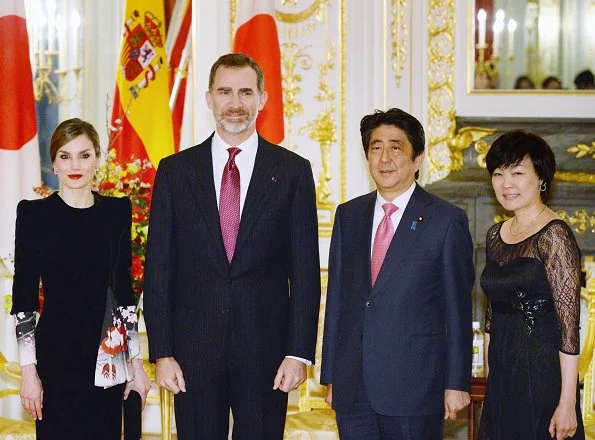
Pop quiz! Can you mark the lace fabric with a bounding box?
[483,219,581,354]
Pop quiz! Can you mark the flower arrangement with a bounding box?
[95,149,153,297]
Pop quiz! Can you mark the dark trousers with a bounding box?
[173,331,288,440]
[335,377,443,440]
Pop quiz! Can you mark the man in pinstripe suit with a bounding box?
[144,53,321,440]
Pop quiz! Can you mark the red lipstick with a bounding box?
[68,174,83,180]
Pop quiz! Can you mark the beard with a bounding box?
[215,104,259,135]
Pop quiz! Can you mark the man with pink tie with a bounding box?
[321,108,475,439]
[144,53,321,440]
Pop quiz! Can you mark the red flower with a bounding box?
[100,181,117,191]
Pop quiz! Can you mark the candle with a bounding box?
[507,19,517,58]
[477,9,487,46]
[71,10,81,67]
[495,9,505,23]
[47,0,55,52]
[38,10,46,67]
[492,21,504,56]
[56,14,66,70]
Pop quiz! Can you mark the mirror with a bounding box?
[472,0,595,91]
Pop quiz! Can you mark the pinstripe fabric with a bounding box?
[144,134,321,438]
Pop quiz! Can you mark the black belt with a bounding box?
[491,298,554,335]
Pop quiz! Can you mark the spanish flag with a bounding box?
[233,0,284,144]
[110,0,175,178]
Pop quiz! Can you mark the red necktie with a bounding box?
[220,147,241,263]
[371,203,398,286]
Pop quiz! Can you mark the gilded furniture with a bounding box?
[284,366,338,439]
[580,257,595,428]
[0,353,36,439]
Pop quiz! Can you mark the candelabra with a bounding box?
[475,8,517,88]
[475,43,499,80]
[28,0,84,103]
[34,51,83,104]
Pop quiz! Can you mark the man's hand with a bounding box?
[444,389,470,420]
[20,364,43,420]
[155,357,186,394]
[273,358,306,393]
[325,384,333,406]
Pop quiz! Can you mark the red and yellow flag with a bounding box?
[110,0,175,178]
[233,0,284,144]
[166,0,192,151]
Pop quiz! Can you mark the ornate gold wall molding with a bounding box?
[477,142,595,185]
[447,126,496,171]
[230,1,346,234]
[426,0,456,184]
[281,43,313,150]
[557,210,595,235]
[554,171,595,184]
[494,210,595,235]
[567,141,595,160]
[391,0,408,88]
[299,47,337,206]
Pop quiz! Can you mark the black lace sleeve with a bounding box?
[538,220,581,355]
[483,223,501,334]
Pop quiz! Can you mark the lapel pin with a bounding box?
[271,176,277,183]
[411,221,417,230]
[418,216,424,222]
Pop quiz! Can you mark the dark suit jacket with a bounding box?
[144,134,321,392]
[320,184,474,416]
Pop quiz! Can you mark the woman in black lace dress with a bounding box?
[11,119,151,439]
[478,131,584,440]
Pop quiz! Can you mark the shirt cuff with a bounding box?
[285,355,312,366]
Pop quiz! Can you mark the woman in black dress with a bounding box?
[479,131,584,440]
[12,118,151,439]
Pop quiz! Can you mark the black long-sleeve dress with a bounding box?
[478,219,584,440]
[11,192,137,439]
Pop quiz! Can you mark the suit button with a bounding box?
[365,300,372,308]
[221,307,230,315]
[227,279,232,285]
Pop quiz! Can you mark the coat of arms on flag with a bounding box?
[121,10,165,99]
[110,0,174,173]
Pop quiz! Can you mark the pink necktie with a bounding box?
[371,203,398,287]
[220,147,241,263]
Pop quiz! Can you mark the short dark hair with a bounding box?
[514,75,535,89]
[209,53,265,94]
[49,118,100,163]
[574,70,595,89]
[360,108,425,179]
[541,76,562,89]
[486,130,556,202]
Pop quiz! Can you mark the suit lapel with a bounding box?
[360,193,376,289]
[370,184,433,297]
[234,138,279,256]
[183,135,228,263]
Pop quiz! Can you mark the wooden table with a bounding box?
[468,376,487,440]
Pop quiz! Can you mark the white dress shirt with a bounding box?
[212,130,258,214]
[370,181,417,256]
[211,130,311,366]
